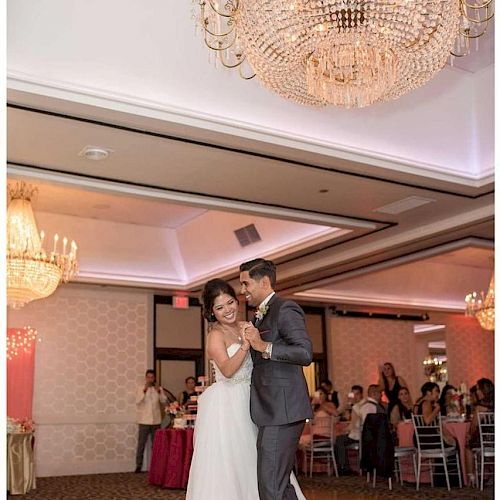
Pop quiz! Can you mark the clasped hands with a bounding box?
[240,322,267,353]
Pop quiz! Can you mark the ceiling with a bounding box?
[6,0,495,312]
[7,0,494,184]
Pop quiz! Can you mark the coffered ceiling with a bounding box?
[6,0,495,311]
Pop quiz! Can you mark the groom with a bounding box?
[240,258,313,500]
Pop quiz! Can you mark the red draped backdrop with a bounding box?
[7,328,36,420]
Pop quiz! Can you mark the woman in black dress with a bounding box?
[378,362,409,416]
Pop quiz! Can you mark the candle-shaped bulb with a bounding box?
[53,234,59,254]
[63,237,68,256]
[40,230,45,247]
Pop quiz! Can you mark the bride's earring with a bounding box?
[210,313,216,322]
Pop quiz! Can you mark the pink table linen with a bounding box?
[149,428,194,489]
[397,420,470,485]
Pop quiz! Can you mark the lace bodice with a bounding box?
[211,343,253,383]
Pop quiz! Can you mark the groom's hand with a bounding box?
[242,324,267,352]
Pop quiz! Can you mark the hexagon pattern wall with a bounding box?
[445,314,494,388]
[328,316,418,402]
[7,286,148,477]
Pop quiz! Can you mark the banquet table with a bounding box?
[7,432,36,495]
[149,428,194,489]
[397,420,470,485]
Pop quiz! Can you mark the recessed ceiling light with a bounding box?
[78,146,113,161]
[318,189,329,193]
[373,196,435,215]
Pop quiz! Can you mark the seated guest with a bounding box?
[465,378,494,485]
[390,386,413,428]
[299,388,337,447]
[466,385,479,419]
[178,376,197,406]
[438,384,464,416]
[414,382,455,447]
[335,384,385,474]
[312,387,338,417]
[320,379,340,408]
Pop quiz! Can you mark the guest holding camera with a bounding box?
[135,369,167,473]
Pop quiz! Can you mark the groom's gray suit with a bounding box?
[250,294,313,500]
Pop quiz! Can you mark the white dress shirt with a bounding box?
[257,292,275,315]
[348,398,378,441]
[257,292,275,358]
[136,385,167,425]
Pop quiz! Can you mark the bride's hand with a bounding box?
[239,321,252,340]
[241,335,251,351]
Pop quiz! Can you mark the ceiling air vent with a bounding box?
[373,196,435,215]
[234,224,261,247]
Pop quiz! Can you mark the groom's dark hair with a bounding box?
[240,258,276,287]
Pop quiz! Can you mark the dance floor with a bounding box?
[8,472,493,499]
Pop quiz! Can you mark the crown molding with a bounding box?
[7,71,493,187]
[294,290,466,312]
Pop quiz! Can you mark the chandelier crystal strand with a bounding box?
[7,182,78,309]
[465,274,495,331]
[195,0,493,108]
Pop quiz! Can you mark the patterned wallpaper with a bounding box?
[7,286,148,477]
[327,315,418,403]
[445,314,494,388]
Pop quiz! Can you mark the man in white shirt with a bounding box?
[335,384,385,474]
[135,369,167,472]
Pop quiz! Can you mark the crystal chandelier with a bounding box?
[465,273,495,331]
[195,0,494,108]
[7,183,78,309]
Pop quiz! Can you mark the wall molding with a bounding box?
[7,71,494,187]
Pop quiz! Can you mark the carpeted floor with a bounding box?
[8,473,493,500]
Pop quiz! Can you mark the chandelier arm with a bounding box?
[204,0,238,18]
[458,24,489,38]
[238,64,256,80]
[219,50,246,68]
[460,0,493,10]
[460,11,495,24]
[202,20,236,38]
[203,29,238,51]
[450,48,469,57]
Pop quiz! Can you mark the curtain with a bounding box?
[7,328,36,420]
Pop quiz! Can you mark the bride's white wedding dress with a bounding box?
[186,343,306,500]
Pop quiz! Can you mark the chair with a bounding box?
[345,440,361,475]
[361,413,394,490]
[473,412,494,491]
[412,414,462,491]
[303,415,338,477]
[393,445,417,485]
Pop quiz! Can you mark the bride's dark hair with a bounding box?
[202,279,239,322]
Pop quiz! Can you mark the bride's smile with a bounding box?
[212,294,238,325]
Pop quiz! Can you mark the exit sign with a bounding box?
[173,296,189,309]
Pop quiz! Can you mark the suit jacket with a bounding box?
[250,294,313,426]
[360,413,394,478]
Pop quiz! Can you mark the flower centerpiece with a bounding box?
[7,417,34,433]
[168,402,186,429]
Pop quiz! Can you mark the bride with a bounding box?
[186,279,306,500]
